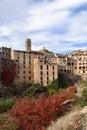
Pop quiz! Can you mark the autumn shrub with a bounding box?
[66,86,77,93]
[8,92,76,130]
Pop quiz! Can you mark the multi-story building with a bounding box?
[34,55,58,86]
[0,47,16,86]
[57,54,74,74]
[0,38,58,86]
[2,38,87,87]
[68,50,87,80]
[57,49,87,80]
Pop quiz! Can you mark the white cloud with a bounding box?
[0,26,11,36]
[0,0,87,53]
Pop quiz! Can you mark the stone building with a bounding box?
[1,38,87,86]
[57,54,74,74]
[34,55,58,86]
[0,38,58,86]
[68,50,87,80]
[0,47,16,86]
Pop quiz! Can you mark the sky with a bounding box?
[0,0,87,54]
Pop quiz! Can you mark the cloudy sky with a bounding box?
[0,0,87,53]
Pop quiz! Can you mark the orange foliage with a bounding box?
[66,86,77,93]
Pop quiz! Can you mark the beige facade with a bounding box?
[0,47,11,60]
[11,50,32,85]
[10,38,58,86]
[34,56,58,86]
[68,50,87,80]
[1,38,87,86]
[57,54,74,74]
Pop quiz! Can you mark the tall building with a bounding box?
[1,39,87,87]
[0,38,58,86]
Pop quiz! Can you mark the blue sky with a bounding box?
[0,0,87,53]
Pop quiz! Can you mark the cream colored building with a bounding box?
[10,38,58,86]
[68,50,87,80]
[1,39,87,86]
[34,55,58,86]
[57,54,74,74]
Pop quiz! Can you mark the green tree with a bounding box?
[47,79,59,95]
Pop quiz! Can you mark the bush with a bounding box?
[73,88,87,107]
[0,98,15,113]
[80,88,87,106]
[80,80,87,86]
[47,79,59,95]
[66,86,77,93]
[8,123,19,130]
[8,92,76,130]
[24,83,47,98]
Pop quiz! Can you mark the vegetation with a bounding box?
[80,79,87,86]
[24,83,47,98]
[0,98,15,113]
[47,79,59,95]
[8,91,76,130]
[73,87,87,107]
[58,73,80,88]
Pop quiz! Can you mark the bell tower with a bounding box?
[25,38,31,52]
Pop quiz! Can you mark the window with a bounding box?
[53,71,54,75]
[53,66,54,70]
[75,67,77,69]
[53,76,55,80]
[47,71,49,75]
[40,71,43,75]
[47,65,48,70]
[41,80,43,84]
[29,76,31,81]
[29,55,31,60]
[83,70,85,73]
[41,76,43,80]
[23,55,25,59]
[68,63,70,65]
[47,80,49,84]
[23,60,25,64]
[79,66,81,69]
[40,65,43,70]
[23,76,25,78]
[23,71,25,73]
[47,76,49,80]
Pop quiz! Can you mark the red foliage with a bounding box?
[8,92,76,130]
[1,60,16,86]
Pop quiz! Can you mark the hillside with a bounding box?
[47,82,87,130]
